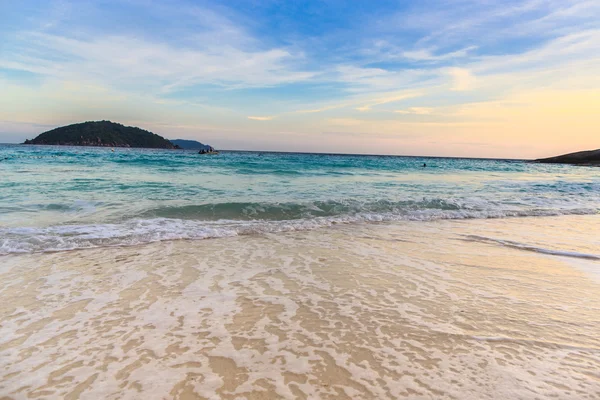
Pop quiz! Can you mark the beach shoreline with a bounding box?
[1,215,599,399]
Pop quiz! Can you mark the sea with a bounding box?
[1,144,599,399]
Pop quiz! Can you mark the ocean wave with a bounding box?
[1,207,598,254]
[139,199,480,220]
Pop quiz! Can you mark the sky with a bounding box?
[0,0,599,158]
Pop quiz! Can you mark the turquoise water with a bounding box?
[1,144,599,253]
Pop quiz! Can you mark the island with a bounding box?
[534,149,600,166]
[23,121,180,149]
[170,139,215,153]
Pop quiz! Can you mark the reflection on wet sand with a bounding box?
[1,216,599,399]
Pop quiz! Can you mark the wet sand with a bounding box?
[1,216,599,399]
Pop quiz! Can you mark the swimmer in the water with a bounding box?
[423,163,427,167]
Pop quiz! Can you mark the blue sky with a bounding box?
[1,0,599,157]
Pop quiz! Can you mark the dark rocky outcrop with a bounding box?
[534,149,600,166]
[23,121,180,149]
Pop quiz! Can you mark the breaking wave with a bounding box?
[1,199,597,254]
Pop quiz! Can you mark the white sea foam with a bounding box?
[1,219,599,399]
[463,235,600,260]
[1,207,598,254]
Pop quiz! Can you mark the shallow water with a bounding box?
[1,216,599,399]
[1,145,599,253]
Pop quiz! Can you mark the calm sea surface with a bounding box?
[1,144,599,253]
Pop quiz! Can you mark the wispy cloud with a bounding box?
[333,65,435,93]
[389,0,563,47]
[395,107,434,115]
[471,29,600,76]
[1,33,316,92]
[248,116,274,121]
[355,92,423,111]
[0,1,318,95]
[446,68,476,91]
[295,104,348,114]
[403,46,477,61]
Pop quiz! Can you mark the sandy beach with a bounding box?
[2,216,599,399]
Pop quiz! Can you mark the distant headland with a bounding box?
[534,149,600,166]
[169,139,214,152]
[24,121,186,150]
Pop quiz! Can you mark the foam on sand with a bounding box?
[1,216,599,399]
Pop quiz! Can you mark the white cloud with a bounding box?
[333,65,435,93]
[354,92,423,111]
[335,65,389,80]
[394,0,565,47]
[248,116,274,121]
[446,68,476,91]
[0,2,317,94]
[395,107,434,115]
[471,29,600,76]
[295,104,348,114]
[403,46,477,61]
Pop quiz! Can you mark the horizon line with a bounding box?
[1,142,534,161]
